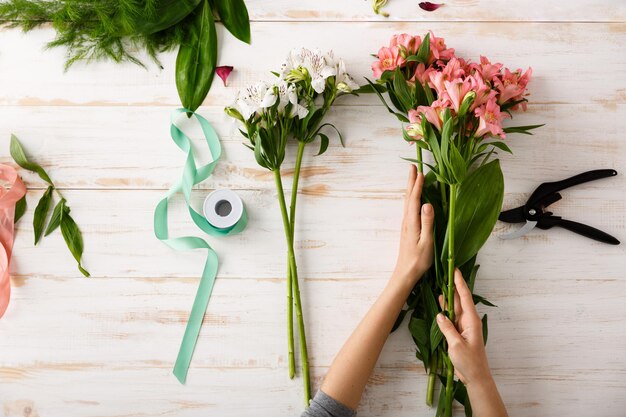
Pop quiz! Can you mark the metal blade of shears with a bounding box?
[499,220,538,240]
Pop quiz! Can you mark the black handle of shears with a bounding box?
[528,169,617,207]
[538,216,620,245]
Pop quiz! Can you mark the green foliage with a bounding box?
[176,0,217,113]
[442,160,505,266]
[14,195,27,224]
[9,134,89,277]
[0,0,251,108]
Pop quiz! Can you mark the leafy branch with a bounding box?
[10,134,89,277]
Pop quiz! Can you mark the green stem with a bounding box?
[286,141,306,378]
[444,183,457,417]
[415,144,423,173]
[426,351,437,407]
[274,169,311,405]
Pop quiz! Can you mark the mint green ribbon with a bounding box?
[154,108,247,384]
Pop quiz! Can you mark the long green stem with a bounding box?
[274,169,311,405]
[416,145,423,173]
[444,183,457,417]
[286,141,306,378]
[426,351,437,407]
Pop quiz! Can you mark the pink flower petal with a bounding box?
[216,66,234,86]
[419,2,443,11]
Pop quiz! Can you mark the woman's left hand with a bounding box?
[391,165,434,291]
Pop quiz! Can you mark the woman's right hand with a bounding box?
[436,269,492,387]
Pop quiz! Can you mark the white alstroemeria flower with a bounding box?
[235,81,272,119]
[325,50,358,93]
[301,48,336,93]
[281,48,336,94]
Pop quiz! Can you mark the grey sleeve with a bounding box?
[300,390,356,417]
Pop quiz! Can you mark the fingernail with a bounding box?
[423,204,433,214]
[436,313,444,322]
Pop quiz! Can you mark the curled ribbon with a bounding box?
[0,164,27,319]
[154,109,247,384]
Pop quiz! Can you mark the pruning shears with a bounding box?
[498,169,620,245]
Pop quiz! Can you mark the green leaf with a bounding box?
[409,317,429,347]
[175,0,217,113]
[33,186,53,245]
[444,160,504,266]
[364,77,409,122]
[486,141,513,154]
[392,67,414,112]
[132,0,201,34]
[429,316,443,353]
[503,124,545,135]
[352,82,387,95]
[316,133,329,156]
[214,0,251,44]
[416,32,431,64]
[473,294,497,307]
[482,314,488,345]
[10,134,53,185]
[14,195,26,224]
[45,198,66,236]
[60,209,90,277]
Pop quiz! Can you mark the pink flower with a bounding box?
[390,34,421,56]
[372,46,405,79]
[471,56,503,82]
[474,97,510,138]
[469,73,497,110]
[494,67,532,107]
[407,109,424,140]
[442,77,474,113]
[428,57,465,93]
[428,31,455,64]
[216,66,234,86]
[416,104,444,131]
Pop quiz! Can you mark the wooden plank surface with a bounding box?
[1,3,625,417]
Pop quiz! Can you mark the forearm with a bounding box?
[466,376,508,417]
[320,273,412,410]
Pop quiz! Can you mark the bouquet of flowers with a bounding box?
[225,48,358,404]
[368,32,541,416]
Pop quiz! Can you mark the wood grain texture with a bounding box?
[1,3,625,417]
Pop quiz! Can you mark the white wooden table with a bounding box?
[1,1,625,416]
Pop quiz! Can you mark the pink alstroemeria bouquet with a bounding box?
[367,32,542,416]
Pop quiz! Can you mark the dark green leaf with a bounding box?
[486,141,513,154]
[482,314,488,345]
[416,32,431,64]
[429,317,443,353]
[60,210,90,277]
[10,134,53,185]
[214,0,251,43]
[409,317,429,347]
[364,77,409,122]
[132,0,201,34]
[392,67,414,112]
[473,294,497,307]
[14,195,26,224]
[45,198,66,237]
[175,0,217,113]
[316,133,329,156]
[352,82,387,94]
[503,124,545,135]
[444,160,504,266]
[33,186,53,245]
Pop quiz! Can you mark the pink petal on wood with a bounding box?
[216,66,234,86]
[419,2,444,11]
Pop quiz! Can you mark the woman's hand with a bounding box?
[437,269,509,417]
[436,269,491,386]
[391,165,434,291]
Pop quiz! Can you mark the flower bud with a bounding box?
[458,91,476,117]
[398,45,408,59]
[224,106,245,122]
[285,66,309,83]
[406,123,424,139]
[336,81,353,93]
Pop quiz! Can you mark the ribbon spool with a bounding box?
[154,109,247,384]
[203,189,244,230]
